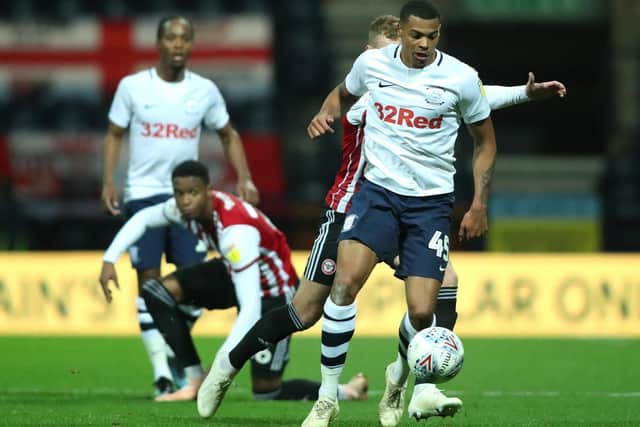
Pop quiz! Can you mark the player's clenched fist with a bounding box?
[307,113,335,139]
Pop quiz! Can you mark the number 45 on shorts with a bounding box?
[428,230,449,261]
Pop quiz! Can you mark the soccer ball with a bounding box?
[406,326,464,383]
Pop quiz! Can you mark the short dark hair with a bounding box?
[399,1,440,22]
[172,160,209,184]
[368,15,400,44]
[156,16,194,41]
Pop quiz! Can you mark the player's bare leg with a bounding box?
[198,278,329,418]
[303,239,377,427]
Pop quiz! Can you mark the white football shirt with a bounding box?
[109,68,230,201]
[345,44,490,196]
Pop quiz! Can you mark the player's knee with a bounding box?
[330,281,359,305]
[331,271,365,304]
[407,306,434,330]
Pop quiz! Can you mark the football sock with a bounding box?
[166,304,201,382]
[435,286,458,331]
[252,380,354,401]
[254,379,320,401]
[136,296,172,381]
[141,279,201,369]
[318,297,356,398]
[229,303,304,370]
[389,312,417,384]
[413,313,439,387]
[184,365,206,381]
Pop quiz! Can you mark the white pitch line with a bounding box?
[1,387,639,399]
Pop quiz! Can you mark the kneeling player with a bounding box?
[98,160,367,402]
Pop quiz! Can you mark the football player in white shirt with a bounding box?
[194,11,566,424]
[303,1,487,424]
[100,16,258,397]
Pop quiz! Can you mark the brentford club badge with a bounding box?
[321,259,336,275]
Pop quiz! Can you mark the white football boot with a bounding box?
[378,363,407,427]
[408,383,462,420]
[301,395,339,427]
[197,353,236,418]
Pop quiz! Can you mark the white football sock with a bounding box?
[137,297,172,381]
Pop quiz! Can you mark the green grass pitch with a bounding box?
[1,336,638,426]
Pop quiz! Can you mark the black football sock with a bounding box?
[276,379,320,400]
[229,303,304,370]
[141,279,200,369]
[435,286,458,331]
[253,379,320,401]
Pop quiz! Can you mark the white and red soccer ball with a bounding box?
[406,326,465,383]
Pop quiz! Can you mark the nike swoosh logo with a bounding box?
[439,265,446,272]
[378,82,394,88]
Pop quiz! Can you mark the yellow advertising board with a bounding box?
[0,252,638,337]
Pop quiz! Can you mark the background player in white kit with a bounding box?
[100,16,258,396]
[194,11,566,424]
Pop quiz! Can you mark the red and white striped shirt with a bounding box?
[324,94,368,213]
[189,190,297,299]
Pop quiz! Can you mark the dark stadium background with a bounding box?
[0,0,637,252]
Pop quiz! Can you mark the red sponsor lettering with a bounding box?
[374,102,442,129]
[165,123,179,138]
[140,122,198,139]
[152,123,163,137]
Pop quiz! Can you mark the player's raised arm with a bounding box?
[459,117,496,241]
[308,82,359,139]
[484,72,567,111]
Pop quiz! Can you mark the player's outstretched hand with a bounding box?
[99,262,120,303]
[102,183,121,216]
[458,206,488,242]
[525,72,567,101]
[238,179,260,206]
[307,112,335,139]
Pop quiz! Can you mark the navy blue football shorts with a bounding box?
[339,179,453,281]
[123,194,205,271]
